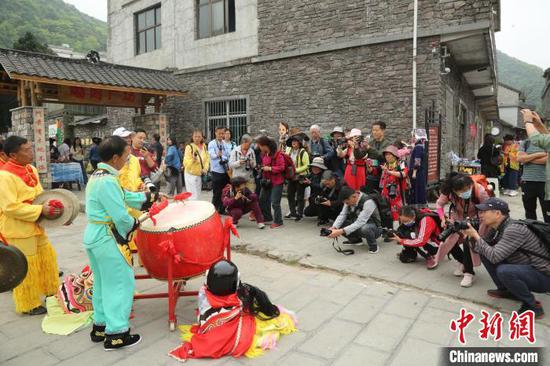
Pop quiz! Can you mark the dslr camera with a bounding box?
[260,178,272,189]
[381,227,397,237]
[142,177,157,193]
[438,218,480,242]
[320,228,333,237]
[387,184,398,199]
[314,195,328,205]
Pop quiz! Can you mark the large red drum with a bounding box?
[135,200,226,280]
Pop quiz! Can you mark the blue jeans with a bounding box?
[344,222,381,249]
[259,184,283,225]
[503,167,519,190]
[481,256,550,307]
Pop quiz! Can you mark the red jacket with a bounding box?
[400,216,441,248]
[261,151,286,186]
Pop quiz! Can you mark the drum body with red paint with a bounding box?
[135,200,225,280]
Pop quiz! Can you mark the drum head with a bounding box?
[0,244,28,293]
[141,200,216,232]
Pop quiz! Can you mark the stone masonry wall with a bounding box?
[257,0,499,57]
[165,37,441,144]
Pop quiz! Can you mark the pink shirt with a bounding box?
[261,152,286,186]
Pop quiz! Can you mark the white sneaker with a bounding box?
[503,189,510,196]
[508,190,518,197]
[460,273,474,287]
[453,264,464,277]
[257,223,265,229]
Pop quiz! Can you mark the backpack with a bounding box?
[513,219,550,261]
[281,149,306,181]
[417,208,442,228]
[365,191,392,228]
[471,174,495,198]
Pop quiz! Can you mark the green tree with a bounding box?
[12,32,55,54]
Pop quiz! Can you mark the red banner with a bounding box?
[427,126,440,184]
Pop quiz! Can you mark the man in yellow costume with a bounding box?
[0,136,61,315]
[112,127,144,256]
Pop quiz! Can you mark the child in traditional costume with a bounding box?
[84,136,157,350]
[169,260,297,361]
[0,136,61,315]
[380,145,409,221]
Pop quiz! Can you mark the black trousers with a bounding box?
[521,181,550,223]
[401,243,438,260]
[211,172,229,213]
[449,241,475,275]
[304,202,340,221]
[287,180,307,217]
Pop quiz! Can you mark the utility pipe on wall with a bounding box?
[412,0,418,133]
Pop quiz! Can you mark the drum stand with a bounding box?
[132,239,232,331]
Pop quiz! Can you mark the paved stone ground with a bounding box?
[1,190,547,365]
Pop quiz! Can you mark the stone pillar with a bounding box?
[10,106,51,187]
[133,113,168,148]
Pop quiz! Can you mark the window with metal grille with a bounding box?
[135,5,161,55]
[205,98,248,143]
[197,0,236,39]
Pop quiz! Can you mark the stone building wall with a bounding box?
[257,0,499,57]
[165,37,441,144]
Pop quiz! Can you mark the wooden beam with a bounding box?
[30,81,37,106]
[20,80,28,106]
[9,73,187,97]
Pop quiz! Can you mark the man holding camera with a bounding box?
[222,177,265,229]
[131,129,158,183]
[461,198,550,318]
[208,127,231,214]
[305,170,343,226]
[327,186,382,253]
[328,127,346,177]
[309,125,334,164]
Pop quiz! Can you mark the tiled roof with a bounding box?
[0,48,185,94]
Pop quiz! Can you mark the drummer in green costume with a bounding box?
[84,136,156,351]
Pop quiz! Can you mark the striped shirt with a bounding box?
[473,218,550,275]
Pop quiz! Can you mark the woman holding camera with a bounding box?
[285,133,310,221]
[183,130,210,200]
[228,134,256,191]
[257,136,286,229]
[379,145,408,221]
[435,172,489,287]
[339,128,369,190]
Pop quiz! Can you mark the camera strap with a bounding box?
[331,238,355,255]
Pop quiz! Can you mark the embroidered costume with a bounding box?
[0,160,59,313]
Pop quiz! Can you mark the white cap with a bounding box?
[112,127,133,138]
[348,128,362,138]
[414,128,428,141]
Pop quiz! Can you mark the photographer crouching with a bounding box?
[325,186,382,254]
[461,198,550,318]
[390,206,440,269]
[222,177,265,229]
[305,170,343,226]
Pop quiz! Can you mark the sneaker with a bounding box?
[369,246,379,254]
[90,324,106,343]
[508,190,519,197]
[460,273,474,288]
[294,215,303,222]
[487,289,517,300]
[257,223,266,229]
[23,306,47,316]
[104,331,142,351]
[425,256,438,270]
[503,189,511,196]
[284,212,296,219]
[453,264,464,277]
[518,301,545,319]
[270,223,283,229]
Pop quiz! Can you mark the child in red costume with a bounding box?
[380,145,409,221]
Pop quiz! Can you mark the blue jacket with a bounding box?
[165,145,182,170]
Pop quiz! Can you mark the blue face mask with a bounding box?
[404,221,415,228]
[460,189,472,200]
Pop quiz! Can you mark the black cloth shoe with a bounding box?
[294,215,303,222]
[90,324,106,343]
[487,289,518,301]
[317,219,329,226]
[518,301,545,319]
[23,306,47,316]
[343,238,363,245]
[104,330,141,351]
[285,212,297,219]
